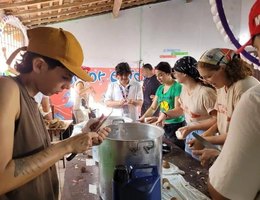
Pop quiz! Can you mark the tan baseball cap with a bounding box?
[7,27,93,82]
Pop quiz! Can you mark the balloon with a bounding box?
[224,35,231,43]
[213,15,220,24]
[211,5,217,15]
[209,0,216,6]
[220,28,226,36]
[216,21,223,31]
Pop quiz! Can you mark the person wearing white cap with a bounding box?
[197,1,260,199]
[0,27,110,200]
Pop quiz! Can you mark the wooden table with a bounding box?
[48,120,73,141]
[61,145,210,200]
[163,145,209,197]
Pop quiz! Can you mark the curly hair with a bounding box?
[15,51,64,74]
[115,62,132,75]
[198,57,253,85]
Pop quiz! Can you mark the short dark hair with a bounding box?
[15,51,64,73]
[142,63,153,70]
[115,62,132,75]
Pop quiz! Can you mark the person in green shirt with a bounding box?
[139,61,185,150]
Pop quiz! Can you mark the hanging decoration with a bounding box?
[209,0,260,69]
[0,15,28,45]
[0,14,28,75]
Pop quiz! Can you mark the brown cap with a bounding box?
[7,27,93,82]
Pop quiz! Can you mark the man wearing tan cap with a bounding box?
[207,1,260,199]
[0,27,110,200]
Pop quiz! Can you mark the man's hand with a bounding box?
[82,115,105,132]
[91,127,111,145]
[81,115,111,146]
[68,132,97,153]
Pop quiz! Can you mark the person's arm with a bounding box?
[79,85,95,96]
[156,96,183,123]
[127,99,143,106]
[208,180,230,200]
[104,83,126,108]
[179,116,217,139]
[190,116,217,131]
[202,122,218,137]
[205,133,227,146]
[75,81,84,94]
[192,149,220,168]
[41,96,52,120]
[127,82,143,107]
[166,97,183,118]
[139,96,159,121]
[187,122,218,150]
[0,78,109,195]
[105,99,126,108]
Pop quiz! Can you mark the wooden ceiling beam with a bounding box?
[0,0,57,9]
[24,6,113,27]
[113,0,122,17]
[7,0,109,16]
[22,0,151,23]
[22,3,114,23]
[14,0,159,28]
[7,0,107,16]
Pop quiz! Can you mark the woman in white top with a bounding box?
[189,48,259,150]
[159,56,217,158]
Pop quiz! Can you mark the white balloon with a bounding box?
[209,0,216,6]
[213,15,220,24]
[216,21,223,31]
[211,5,218,15]
[220,28,226,36]
[224,35,231,43]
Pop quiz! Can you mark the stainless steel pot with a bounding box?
[103,116,133,126]
[98,123,164,200]
[92,116,133,163]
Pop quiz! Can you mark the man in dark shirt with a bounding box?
[141,63,161,116]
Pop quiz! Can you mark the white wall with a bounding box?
[51,0,248,68]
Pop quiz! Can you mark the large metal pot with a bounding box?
[92,116,133,162]
[103,116,133,126]
[98,123,164,200]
